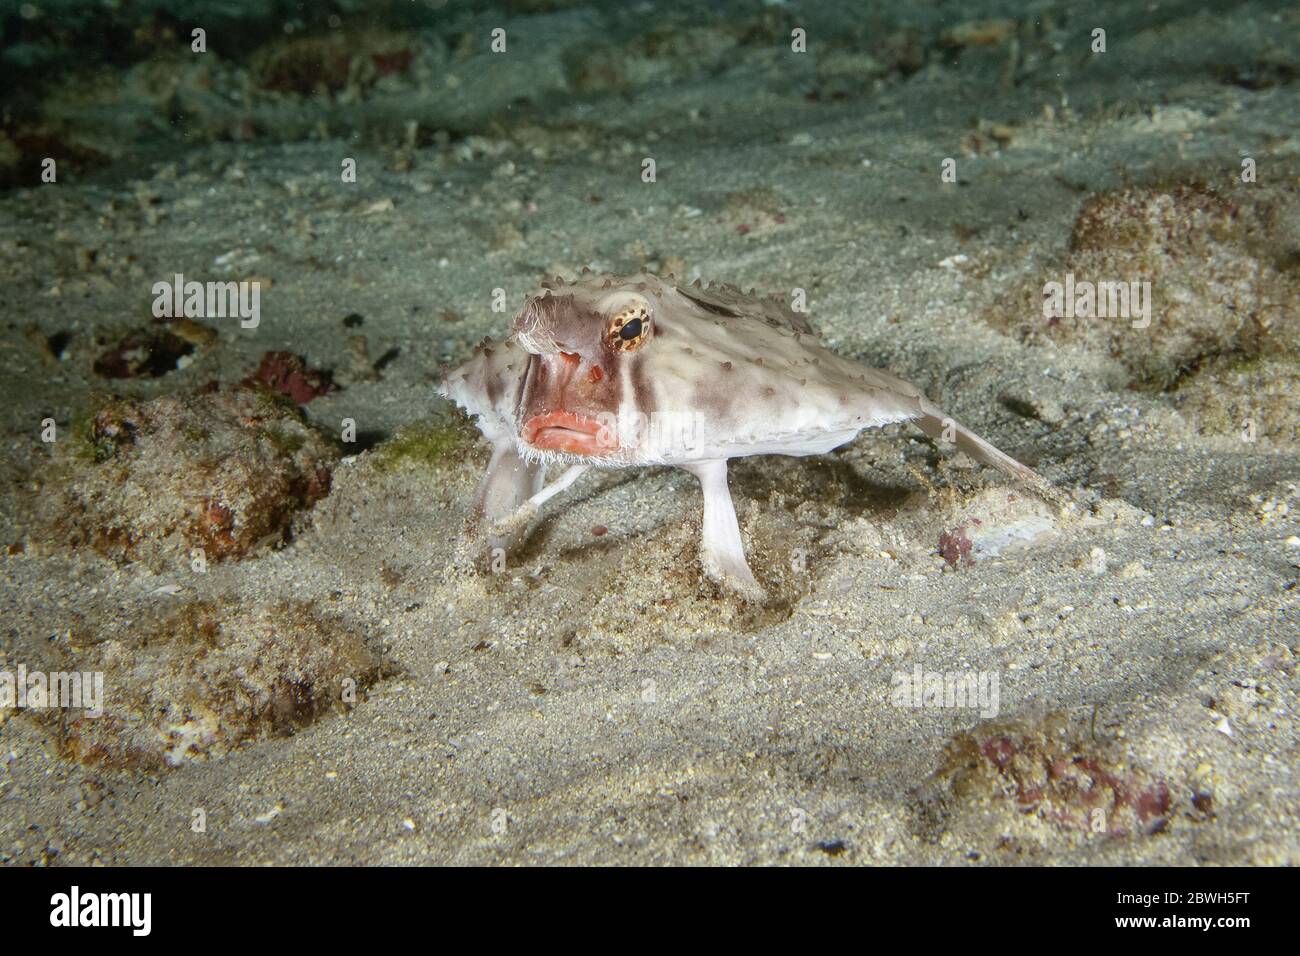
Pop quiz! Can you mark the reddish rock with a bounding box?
[245,351,335,404]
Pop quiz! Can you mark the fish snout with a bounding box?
[519,352,618,455]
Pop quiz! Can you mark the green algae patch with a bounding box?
[370,418,475,474]
[67,402,126,465]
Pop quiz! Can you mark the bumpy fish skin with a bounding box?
[438,272,1060,599]
[439,335,530,446]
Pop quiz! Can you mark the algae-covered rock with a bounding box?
[1172,353,1300,445]
[988,181,1300,392]
[249,28,417,96]
[565,25,740,94]
[49,600,383,770]
[25,385,338,566]
[911,712,1178,845]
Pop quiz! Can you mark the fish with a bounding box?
[437,271,1062,600]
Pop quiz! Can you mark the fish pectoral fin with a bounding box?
[682,459,767,602]
[487,463,590,539]
[462,441,545,569]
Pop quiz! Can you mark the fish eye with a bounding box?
[605,299,652,352]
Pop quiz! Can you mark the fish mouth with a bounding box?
[521,411,617,455]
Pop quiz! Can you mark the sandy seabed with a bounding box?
[0,0,1297,865]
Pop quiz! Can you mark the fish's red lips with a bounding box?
[521,411,618,456]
